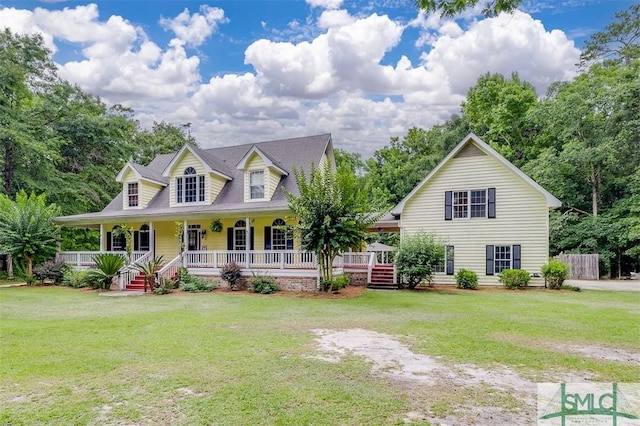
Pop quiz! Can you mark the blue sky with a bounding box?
[0,0,633,157]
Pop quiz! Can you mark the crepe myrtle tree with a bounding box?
[286,162,383,291]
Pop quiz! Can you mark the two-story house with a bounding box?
[388,133,562,286]
[56,134,370,291]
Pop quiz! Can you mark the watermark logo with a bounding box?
[538,383,640,425]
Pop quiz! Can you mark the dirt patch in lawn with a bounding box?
[309,328,592,425]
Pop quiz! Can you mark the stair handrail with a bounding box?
[157,255,182,282]
[118,251,152,291]
[367,252,376,284]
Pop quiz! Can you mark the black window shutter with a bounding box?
[106,232,112,251]
[513,244,521,269]
[133,231,140,251]
[250,227,255,250]
[286,236,294,250]
[486,245,494,275]
[227,227,234,250]
[488,188,496,218]
[446,245,454,275]
[264,227,271,249]
[445,191,452,220]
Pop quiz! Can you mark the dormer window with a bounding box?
[249,171,265,200]
[176,167,205,204]
[127,183,139,207]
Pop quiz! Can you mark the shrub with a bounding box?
[62,269,90,288]
[179,272,217,292]
[221,261,242,290]
[249,275,279,294]
[541,259,569,290]
[88,253,126,290]
[33,260,67,285]
[499,269,531,289]
[394,232,444,289]
[153,276,176,295]
[455,269,478,290]
[320,275,350,292]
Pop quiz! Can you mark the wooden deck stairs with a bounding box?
[367,264,398,290]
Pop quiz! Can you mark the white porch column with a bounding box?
[182,220,188,267]
[149,221,154,258]
[99,224,104,252]
[245,217,251,267]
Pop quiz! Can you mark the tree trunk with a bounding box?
[7,253,13,278]
[591,164,600,217]
[25,252,33,277]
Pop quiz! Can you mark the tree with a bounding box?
[462,72,538,165]
[0,29,57,197]
[580,4,640,68]
[0,191,61,276]
[286,162,382,290]
[394,232,444,289]
[415,0,521,17]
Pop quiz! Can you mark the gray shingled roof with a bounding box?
[57,134,332,224]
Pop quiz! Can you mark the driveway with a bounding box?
[566,279,640,291]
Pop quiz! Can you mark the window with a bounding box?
[249,171,265,199]
[434,245,454,275]
[112,226,126,251]
[234,220,246,251]
[127,183,138,207]
[486,244,521,275]
[272,218,287,250]
[176,167,205,204]
[494,245,511,274]
[138,224,150,251]
[445,189,495,220]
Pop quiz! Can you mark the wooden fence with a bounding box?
[555,254,599,280]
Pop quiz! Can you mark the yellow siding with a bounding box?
[169,151,207,207]
[401,149,549,285]
[139,181,162,208]
[209,174,227,203]
[266,168,281,199]
[244,153,267,202]
[153,221,181,259]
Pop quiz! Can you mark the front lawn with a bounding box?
[1,287,638,425]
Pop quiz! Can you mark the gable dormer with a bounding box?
[236,146,288,202]
[115,162,167,210]
[162,144,232,207]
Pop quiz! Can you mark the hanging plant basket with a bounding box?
[210,219,223,233]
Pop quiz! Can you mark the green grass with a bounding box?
[1,287,639,425]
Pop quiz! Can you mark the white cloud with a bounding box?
[159,5,227,47]
[421,11,580,95]
[0,3,581,158]
[306,0,343,10]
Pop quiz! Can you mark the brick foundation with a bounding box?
[345,271,367,286]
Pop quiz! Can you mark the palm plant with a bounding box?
[89,253,126,290]
[134,256,165,292]
[0,191,60,277]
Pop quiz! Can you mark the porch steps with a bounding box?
[367,265,398,290]
[125,273,147,291]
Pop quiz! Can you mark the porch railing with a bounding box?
[184,250,317,269]
[57,251,148,269]
[341,252,371,268]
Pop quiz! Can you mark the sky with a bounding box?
[0,0,634,159]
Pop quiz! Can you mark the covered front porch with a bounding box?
[57,249,394,291]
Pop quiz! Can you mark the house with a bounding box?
[388,133,561,286]
[55,134,373,291]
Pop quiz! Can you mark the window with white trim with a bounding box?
[494,245,511,274]
[234,220,247,251]
[272,218,287,250]
[127,183,138,207]
[453,190,486,219]
[176,167,205,204]
[249,171,265,200]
